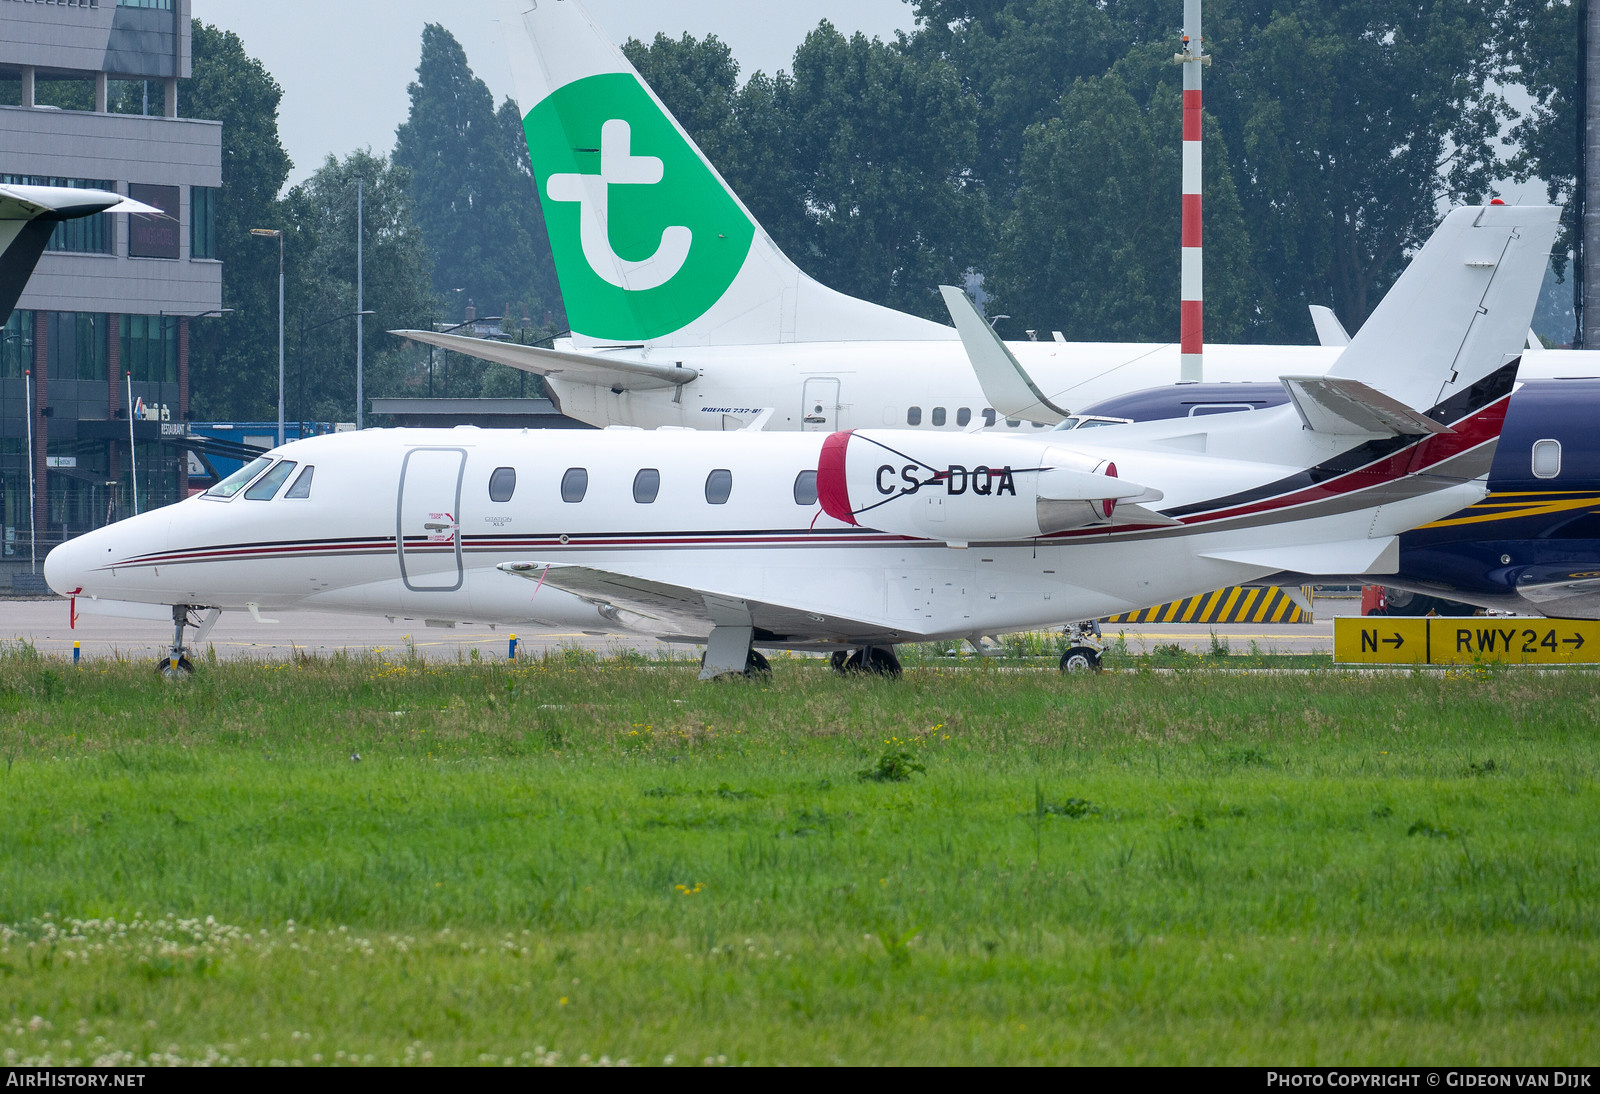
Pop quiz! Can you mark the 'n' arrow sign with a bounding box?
[1564,634,1585,650]
[1385,634,1405,648]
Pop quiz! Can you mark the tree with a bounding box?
[182,21,294,421]
[987,74,1256,344]
[1502,0,1578,287]
[1199,0,1511,338]
[282,151,435,423]
[393,24,558,331]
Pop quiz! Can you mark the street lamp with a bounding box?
[249,228,284,446]
[298,309,374,434]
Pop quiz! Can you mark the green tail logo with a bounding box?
[523,73,756,341]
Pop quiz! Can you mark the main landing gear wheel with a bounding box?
[829,650,851,674]
[698,648,772,679]
[844,646,902,678]
[1059,646,1102,674]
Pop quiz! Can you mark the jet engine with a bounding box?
[816,430,1153,543]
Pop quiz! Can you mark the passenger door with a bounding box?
[801,377,841,432]
[397,447,466,592]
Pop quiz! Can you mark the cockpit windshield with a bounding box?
[245,460,298,500]
[204,456,273,499]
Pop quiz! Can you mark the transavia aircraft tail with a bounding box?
[46,205,1559,678]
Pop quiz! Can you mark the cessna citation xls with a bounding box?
[392,0,1591,435]
[46,204,1557,678]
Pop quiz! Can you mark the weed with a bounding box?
[1037,796,1100,818]
[1468,759,1498,777]
[1208,631,1232,658]
[858,749,925,783]
[1408,820,1459,840]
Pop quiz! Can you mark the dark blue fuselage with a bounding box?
[1079,379,1600,617]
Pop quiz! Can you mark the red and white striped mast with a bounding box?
[1177,0,1209,382]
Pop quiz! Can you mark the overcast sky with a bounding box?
[194,0,919,188]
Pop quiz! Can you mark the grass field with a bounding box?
[1,644,1597,1066]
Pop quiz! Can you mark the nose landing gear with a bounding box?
[1058,620,1105,673]
[158,605,221,677]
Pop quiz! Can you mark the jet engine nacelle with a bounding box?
[816,430,1150,543]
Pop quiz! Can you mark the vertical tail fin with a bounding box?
[1330,204,1561,416]
[498,0,951,349]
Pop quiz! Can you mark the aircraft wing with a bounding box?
[389,329,698,391]
[496,561,907,647]
[938,285,1070,425]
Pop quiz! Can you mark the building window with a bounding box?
[561,467,588,503]
[46,313,108,381]
[127,184,180,259]
[1,312,32,380]
[1,176,115,255]
[191,186,217,259]
[1532,439,1562,480]
[118,0,175,9]
[704,469,733,505]
[121,315,178,384]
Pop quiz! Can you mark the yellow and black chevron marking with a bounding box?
[1103,586,1309,625]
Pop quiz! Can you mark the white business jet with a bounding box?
[390,1,1587,435]
[46,203,1556,678]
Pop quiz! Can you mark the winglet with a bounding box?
[1309,305,1351,347]
[938,285,1068,425]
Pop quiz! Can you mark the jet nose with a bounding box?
[44,526,105,597]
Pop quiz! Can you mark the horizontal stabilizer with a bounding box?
[939,285,1068,425]
[390,330,698,390]
[1279,376,1455,437]
[1199,536,1399,576]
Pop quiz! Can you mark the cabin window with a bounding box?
[488,466,516,502]
[982,409,997,427]
[244,460,297,501]
[956,407,971,427]
[793,469,819,506]
[931,407,947,427]
[1532,439,1561,479]
[204,456,273,499]
[561,467,588,503]
[285,466,315,499]
[906,407,922,426]
[1006,419,1021,428]
[705,468,733,504]
[634,468,661,504]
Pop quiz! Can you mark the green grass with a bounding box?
[1,649,1597,1065]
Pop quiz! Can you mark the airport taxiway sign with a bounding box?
[1335,617,1600,665]
[1333,618,1429,664]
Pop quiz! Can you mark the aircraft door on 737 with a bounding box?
[397,447,467,592]
[801,377,841,432]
